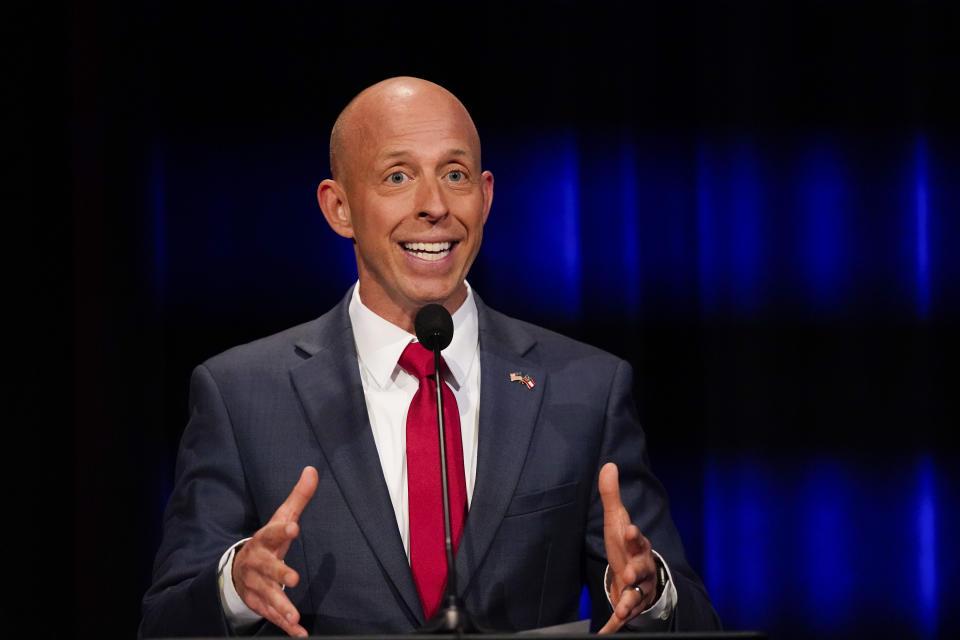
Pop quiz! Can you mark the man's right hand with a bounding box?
[233,466,319,638]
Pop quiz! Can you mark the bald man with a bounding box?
[141,78,720,637]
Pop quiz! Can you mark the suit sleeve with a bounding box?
[584,358,722,631]
[140,364,260,637]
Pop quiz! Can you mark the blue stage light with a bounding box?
[914,137,931,319]
[916,455,937,637]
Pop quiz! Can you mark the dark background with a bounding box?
[9,1,958,638]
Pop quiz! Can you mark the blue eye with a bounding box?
[448,170,463,182]
[388,172,406,184]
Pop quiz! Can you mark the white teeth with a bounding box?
[407,250,450,261]
[401,241,453,260]
[402,241,451,252]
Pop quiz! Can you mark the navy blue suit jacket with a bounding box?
[140,291,719,636]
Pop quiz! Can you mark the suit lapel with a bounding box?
[456,298,546,596]
[288,292,547,617]
[289,294,424,625]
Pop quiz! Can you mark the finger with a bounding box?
[264,597,308,638]
[254,551,300,588]
[243,571,307,637]
[617,563,639,589]
[255,520,300,552]
[243,543,301,588]
[601,592,647,636]
[242,536,301,583]
[598,462,623,515]
[598,611,625,634]
[277,565,300,589]
[614,583,645,619]
[623,524,649,555]
[614,549,656,599]
[257,598,309,638]
[598,580,649,634]
[271,466,319,523]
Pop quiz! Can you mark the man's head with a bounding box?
[318,77,494,332]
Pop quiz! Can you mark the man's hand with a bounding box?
[597,462,658,634]
[233,466,319,638]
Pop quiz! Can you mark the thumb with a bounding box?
[598,462,622,514]
[599,462,629,573]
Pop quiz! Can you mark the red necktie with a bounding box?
[399,341,467,619]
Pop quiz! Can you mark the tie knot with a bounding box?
[398,341,438,380]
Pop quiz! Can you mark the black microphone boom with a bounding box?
[413,304,481,633]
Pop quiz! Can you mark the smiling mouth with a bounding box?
[401,241,456,261]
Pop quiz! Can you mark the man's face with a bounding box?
[332,87,493,323]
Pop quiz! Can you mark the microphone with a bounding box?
[413,304,479,633]
[415,303,454,351]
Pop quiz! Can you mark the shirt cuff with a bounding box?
[603,549,678,630]
[217,538,264,630]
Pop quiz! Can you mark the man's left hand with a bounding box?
[597,462,658,634]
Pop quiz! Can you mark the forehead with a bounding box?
[349,92,481,168]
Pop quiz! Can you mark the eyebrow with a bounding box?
[378,148,470,162]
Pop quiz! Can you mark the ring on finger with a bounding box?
[621,583,645,600]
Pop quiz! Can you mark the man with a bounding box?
[141,77,720,637]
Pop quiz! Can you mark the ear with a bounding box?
[480,170,494,225]
[318,179,355,239]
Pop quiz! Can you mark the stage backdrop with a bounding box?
[13,2,957,639]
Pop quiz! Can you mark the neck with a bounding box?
[356,282,468,333]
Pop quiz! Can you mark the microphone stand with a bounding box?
[418,338,479,634]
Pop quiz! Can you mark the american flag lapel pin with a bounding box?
[509,372,535,389]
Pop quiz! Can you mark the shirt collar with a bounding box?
[348,282,479,391]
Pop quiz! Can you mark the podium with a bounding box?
[169,629,765,639]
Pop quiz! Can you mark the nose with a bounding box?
[415,176,448,221]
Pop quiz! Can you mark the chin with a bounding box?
[404,280,465,308]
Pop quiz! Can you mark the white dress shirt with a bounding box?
[218,283,674,629]
[349,284,482,556]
